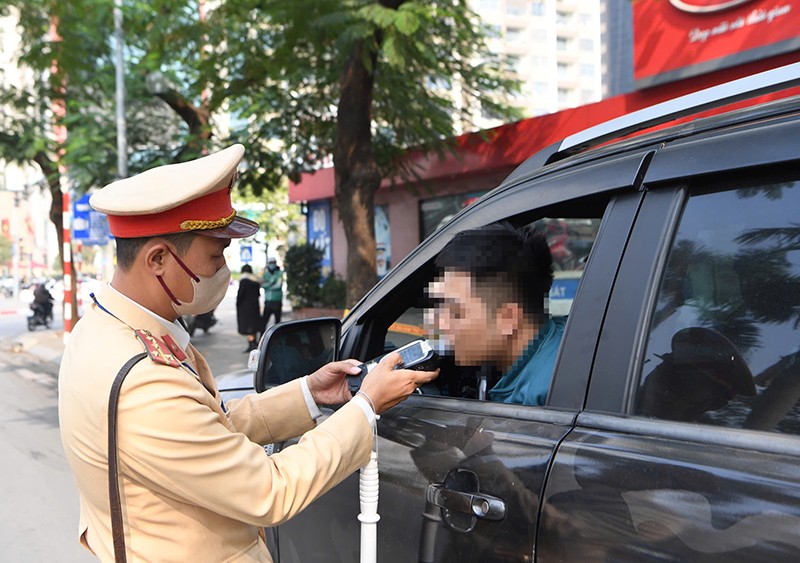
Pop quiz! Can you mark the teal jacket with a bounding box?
[489,316,566,406]
[262,268,284,302]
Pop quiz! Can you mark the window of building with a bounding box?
[506,27,524,42]
[506,3,525,16]
[557,87,571,103]
[531,1,545,16]
[580,63,594,77]
[579,38,594,52]
[532,81,549,95]
[556,37,569,51]
[532,28,548,43]
[636,179,800,435]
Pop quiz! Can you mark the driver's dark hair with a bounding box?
[435,222,553,318]
[115,232,197,271]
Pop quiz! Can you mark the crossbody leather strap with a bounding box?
[108,353,148,563]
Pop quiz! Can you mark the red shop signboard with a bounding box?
[633,0,800,86]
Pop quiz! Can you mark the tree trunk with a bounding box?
[334,40,382,307]
[37,153,79,326]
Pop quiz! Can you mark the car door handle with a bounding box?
[425,483,507,521]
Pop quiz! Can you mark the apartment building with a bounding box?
[470,0,608,127]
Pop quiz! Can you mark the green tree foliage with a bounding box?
[283,242,323,308]
[0,0,520,308]
[208,0,520,305]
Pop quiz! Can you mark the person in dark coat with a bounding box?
[236,264,262,352]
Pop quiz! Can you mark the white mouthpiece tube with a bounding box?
[358,452,380,563]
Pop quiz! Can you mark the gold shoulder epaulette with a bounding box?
[134,329,182,368]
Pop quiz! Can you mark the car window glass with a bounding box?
[381,214,602,404]
[529,218,600,317]
[636,180,800,434]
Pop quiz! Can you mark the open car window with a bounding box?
[378,206,604,404]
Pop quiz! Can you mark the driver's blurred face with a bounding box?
[435,270,504,367]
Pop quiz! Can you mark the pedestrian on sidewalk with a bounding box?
[58,143,438,562]
[261,257,283,330]
[236,264,261,353]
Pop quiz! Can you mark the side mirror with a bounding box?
[254,318,342,393]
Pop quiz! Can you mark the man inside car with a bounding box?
[432,222,565,405]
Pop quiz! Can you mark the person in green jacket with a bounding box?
[262,257,284,330]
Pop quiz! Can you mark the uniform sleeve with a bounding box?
[224,379,317,444]
[117,364,373,527]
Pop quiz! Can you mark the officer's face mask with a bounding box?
[157,246,231,316]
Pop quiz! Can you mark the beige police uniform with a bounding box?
[58,145,373,562]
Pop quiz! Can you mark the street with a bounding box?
[0,285,262,560]
[0,333,93,561]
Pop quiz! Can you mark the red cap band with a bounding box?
[107,188,234,238]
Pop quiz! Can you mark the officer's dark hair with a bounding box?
[115,232,197,271]
[435,222,553,319]
[241,264,253,274]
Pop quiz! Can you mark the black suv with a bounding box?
[221,62,800,562]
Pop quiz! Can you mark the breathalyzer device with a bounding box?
[348,338,439,394]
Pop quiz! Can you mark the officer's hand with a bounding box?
[359,352,439,414]
[307,359,363,406]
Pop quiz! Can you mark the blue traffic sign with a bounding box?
[240,245,253,263]
[73,194,111,245]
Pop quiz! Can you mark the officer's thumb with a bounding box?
[379,351,403,370]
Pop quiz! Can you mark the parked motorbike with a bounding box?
[183,309,217,337]
[28,300,53,331]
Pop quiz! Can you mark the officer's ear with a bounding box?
[142,242,171,276]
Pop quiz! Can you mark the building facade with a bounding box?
[0,11,58,286]
[470,0,605,127]
[292,0,800,283]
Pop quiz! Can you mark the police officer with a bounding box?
[58,144,438,562]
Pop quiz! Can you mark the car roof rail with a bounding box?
[512,61,800,177]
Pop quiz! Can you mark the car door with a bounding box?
[539,117,800,561]
[273,150,652,562]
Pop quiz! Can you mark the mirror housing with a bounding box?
[254,318,342,393]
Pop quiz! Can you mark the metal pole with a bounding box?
[11,192,20,299]
[114,0,127,178]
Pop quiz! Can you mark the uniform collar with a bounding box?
[104,283,191,350]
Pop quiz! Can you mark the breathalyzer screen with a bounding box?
[398,342,423,366]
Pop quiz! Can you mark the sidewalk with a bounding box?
[0,324,95,562]
[2,327,65,366]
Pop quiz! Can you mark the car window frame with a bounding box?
[337,150,654,413]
